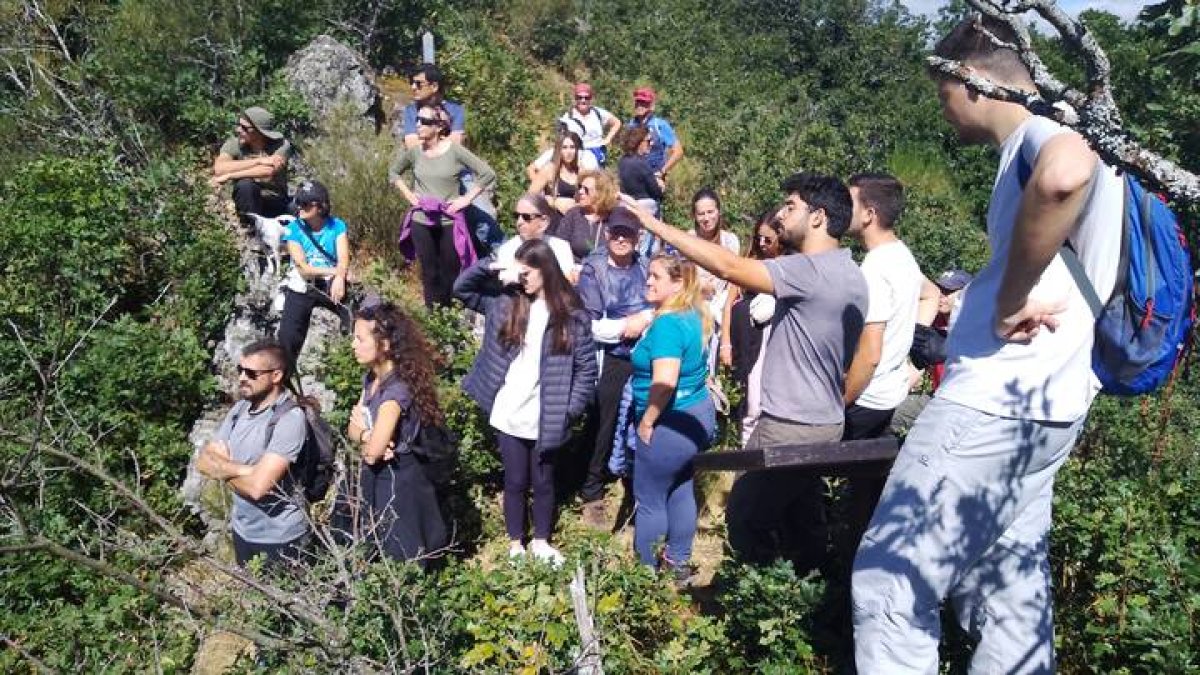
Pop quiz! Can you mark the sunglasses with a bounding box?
[237,365,278,379]
[608,230,637,242]
[575,95,592,101]
[298,201,321,210]
[416,115,441,126]
[578,185,592,194]
[515,212,545,222]
[237,123,256,133]
[410,79,430,88]
[756,235,779,244]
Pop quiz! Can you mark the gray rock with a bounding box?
[283,35,381,131]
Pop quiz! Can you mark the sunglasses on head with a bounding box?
[416,115,441,126]
[237,365,278,379]
[515,211,544,222]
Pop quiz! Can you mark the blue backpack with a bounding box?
[1018,154,1194,395]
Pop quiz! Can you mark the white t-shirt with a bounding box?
[938,114,1122,422]
[558,106,616,149]
[532,148,599,172]
[490,299,550,439]
[692,229,740,325]
[856,240,923,411]
[493,235,576,276]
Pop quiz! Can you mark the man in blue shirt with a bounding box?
[626,87,684,182]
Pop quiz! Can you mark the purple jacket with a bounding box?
[398,196,478,270]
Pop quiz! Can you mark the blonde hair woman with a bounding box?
[548,169,619,262]
[629,253,716,584]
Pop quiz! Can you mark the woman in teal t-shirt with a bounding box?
[630,254,716,583]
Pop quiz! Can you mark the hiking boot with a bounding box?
[529,539,565,566]
[581,500,610,531]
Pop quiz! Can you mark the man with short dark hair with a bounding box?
[851,14,1123,673]
[196,338,310,567]
[843,173,922,439]
[211,106,293,221]
[626,87,683,182]
[628,172,868,566]
[396,64,465,148]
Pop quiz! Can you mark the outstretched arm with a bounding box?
[626,199,774,295]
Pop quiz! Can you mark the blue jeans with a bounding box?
[851,397,1085,675]
[633,395,716,566]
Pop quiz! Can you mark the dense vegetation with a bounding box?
[1,0,1198,671]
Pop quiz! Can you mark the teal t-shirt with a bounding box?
[282,216,346,269]
[630,309,708,416]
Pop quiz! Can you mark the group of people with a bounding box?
[203,14,1125,673]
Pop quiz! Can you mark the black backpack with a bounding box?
[395,412,459,488]
[234,393,336,503]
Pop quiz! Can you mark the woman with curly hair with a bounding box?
[456,239,597,564]
[631,253,715,584]
[346,302,449,566]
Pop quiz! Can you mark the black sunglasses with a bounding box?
[237,122,256,133]
[416,115,441,126]
[515,212,545,222]
[575,95,592,101]
[410,79,430,88]
[237,365,278,379]
[756,234,778,243]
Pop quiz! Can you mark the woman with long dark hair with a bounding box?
[725,210,785,445]
[529,131,586,215]
[630,254,715,584]
[345,302,449,566]
[455,239,597,564]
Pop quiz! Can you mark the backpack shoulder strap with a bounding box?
[297,219,338,264]
[264,396,301,450]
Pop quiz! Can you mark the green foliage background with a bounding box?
[1,0,1198,671]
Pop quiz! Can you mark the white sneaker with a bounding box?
[508,542,526,560]
[528,539,565,566]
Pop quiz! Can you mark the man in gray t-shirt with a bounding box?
[630,172,867,445]
[196,338,309,566]
[628,172,867,567]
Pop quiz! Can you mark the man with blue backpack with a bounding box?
[852,14,1191,675]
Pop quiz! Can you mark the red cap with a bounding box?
[633,87,656,103]
[573,82,593,97]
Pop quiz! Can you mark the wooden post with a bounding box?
[569,564,603,675]
[693,437,900,476]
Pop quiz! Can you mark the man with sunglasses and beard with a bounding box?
[196,338,310,567]
[211,106,293,222]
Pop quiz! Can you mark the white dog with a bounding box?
[246,213,294,277]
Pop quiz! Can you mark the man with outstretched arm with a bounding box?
[850,14,1122,674]
[625,173,868,566]
[195,338,310,568]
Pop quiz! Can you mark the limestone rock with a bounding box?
[283,35,381,131]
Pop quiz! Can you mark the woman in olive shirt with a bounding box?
[390,103,498,307]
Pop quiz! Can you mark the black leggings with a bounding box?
[580,352,633,502]
[277,286,352,367]
[409,216,463,308]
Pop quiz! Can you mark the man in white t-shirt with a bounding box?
[843,173,922,438]
[557,82,620,167]
[852,15,1123,675]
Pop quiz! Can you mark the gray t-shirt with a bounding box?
[214,392,308,544]
[762,249,869,425]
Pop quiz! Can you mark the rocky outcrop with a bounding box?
[283,35,382,132]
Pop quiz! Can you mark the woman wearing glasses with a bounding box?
[726,211,785,446]
[390,104,498,307]
[277,180,352,368]
[345,302,448,567]
[529,131,587,216]
[557,82,620,167]
[630,254,715,585]
[455,239,597,564]
[491,193,576,278]
[549,169,619,263]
